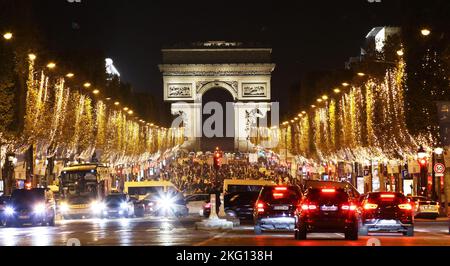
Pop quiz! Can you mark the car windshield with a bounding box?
[306,188,349,204]
[227,185,263,193]
[106,195,126,202]
[226,192,260,206]
[11,189,44,205]
[369,193,407,205]
[261,187,300,204]
[128,186,164,196]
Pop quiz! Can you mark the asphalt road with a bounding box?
[0,216,448,246]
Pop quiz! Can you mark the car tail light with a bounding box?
[301,204,317,211]
[256,201,265,213]
[398,203,413,211]
[364,203,378,210]
[273,193,284,199]
[204,203,211,209]
[342,204,357,211]
[380,194,395,199]
[274,187,288,191]
[321,188,336,193]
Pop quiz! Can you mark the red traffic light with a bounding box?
[419,159,427,166]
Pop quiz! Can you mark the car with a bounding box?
[303,180,360,199]
[295,187,359,240]
[407,196,440,219]
[142,190,189,217]
[254,186,302,234]
[203,191,260,220]
[185,194,210,216]
[0,195,10,226]
[3,188,56,227]
[101,194,135,218]
[360,192,414,236]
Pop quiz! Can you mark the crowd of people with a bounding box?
[154,155,296,194]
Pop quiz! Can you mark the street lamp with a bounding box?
[417,146,428,197]
[397,49,404,56]
[66,73,75,78]
[342,82,350,87]
[322,95,329,100]
[357,72,366,77]
[3,32,13,40]
[92,89,100,95]
[421,28,431,37]
[83,82,91,88]
[28,54,37,61]
[114,102,120,106]
[46,62,56,69]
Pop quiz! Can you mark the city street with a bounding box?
[0,216,448,246]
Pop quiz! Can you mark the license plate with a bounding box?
[274,205,289,211]
[19,216,30,219]
[72,205,88,209]
[321,206,338,211]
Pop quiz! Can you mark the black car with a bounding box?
[203,191,260,220]
[359,192,414,236]
[254,186,302,234]
[101,194,135,218]
[295,187,359,240]
[4,188,56,227]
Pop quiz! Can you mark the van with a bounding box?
[124,181,178,201]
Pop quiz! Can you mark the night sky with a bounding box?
[34,0,405,116]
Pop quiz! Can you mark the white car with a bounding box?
[185,194,210,216]
[408,196,440,219]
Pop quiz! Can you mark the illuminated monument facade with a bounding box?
[159,41,276,152]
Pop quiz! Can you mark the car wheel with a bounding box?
[358,224,369,236]
[295,224,307,240]
[345,224,359,240]
[48,216,56,226]
[404,227,414,237]
[254,224,262,235]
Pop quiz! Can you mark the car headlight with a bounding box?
[60,202,69,212]
[157,196,175,210]
[120,202,128,210]
[91,201,105,213]
[5,206,14,216]
[34,203,46,214]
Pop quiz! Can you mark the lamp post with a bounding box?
[432,147,444,202]
[417,146,428,197]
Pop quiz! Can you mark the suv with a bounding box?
[295,188,359,240]
[4,188,56,227]
[254,186,302,234]
[0,195,10,226]
[102,193,135,218]
[360,192,414,236]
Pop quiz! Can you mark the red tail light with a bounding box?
[256,201,265,213]
[301,204,317,211]
[273,193,284,199]
[342,204,357,211]
[364,203,378,210]
[321,188,336,193]
[380,194,395,199]
[274,187,288,191]
[398,203,413,211]
[204,203,211,209]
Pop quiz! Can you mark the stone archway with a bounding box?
[159,41,276,152]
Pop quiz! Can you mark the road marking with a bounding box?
[194,232,228,246]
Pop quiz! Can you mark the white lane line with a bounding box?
[194,232,228,246]
[59,231,75,235]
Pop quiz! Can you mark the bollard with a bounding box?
[219,193,226,217]
[208,194,219,219]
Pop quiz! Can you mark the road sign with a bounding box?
[434,163,445,173]
[434,163,445,177]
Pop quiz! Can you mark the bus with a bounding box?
[58,164,112,219]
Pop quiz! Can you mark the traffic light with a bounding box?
[214,151,222,169]
[418,158,428,167]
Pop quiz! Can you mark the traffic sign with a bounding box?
[434,163,445,177]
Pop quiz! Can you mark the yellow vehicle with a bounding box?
[223,179,276,194]
[58,164,113,219]
[124,181,178,201]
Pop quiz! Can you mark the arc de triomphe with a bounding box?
[159,41,276,152]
